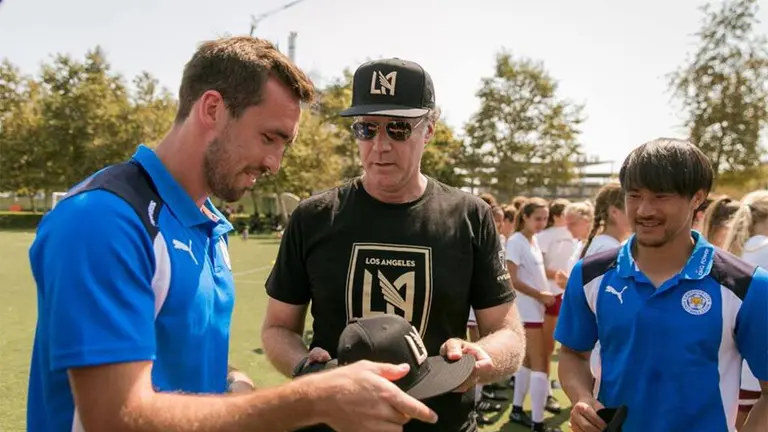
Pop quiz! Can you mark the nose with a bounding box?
[263,153,281,175]
[371,132,393,153]
[637,197,655,217]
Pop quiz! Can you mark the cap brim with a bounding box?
[339,104,429,118]
[314,355,475,401]
[405,353,476,400]
[321,359,339,370]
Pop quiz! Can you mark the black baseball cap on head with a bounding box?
[339,58,436,118]
[333,315,475,400]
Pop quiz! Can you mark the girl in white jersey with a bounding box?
[536,199,574,415]
[507,198,560,432]
[578,183,631,396]
[722,190,768,430]
[563,201,595,270]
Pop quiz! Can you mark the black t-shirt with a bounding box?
[266,177,515,432]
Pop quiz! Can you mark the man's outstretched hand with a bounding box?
[309,360,439,432]
[439,338,494,393]
[569,398,608,432]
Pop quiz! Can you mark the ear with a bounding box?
[691,190,707,210]
[424,121,435,143]
[195,90,228,132]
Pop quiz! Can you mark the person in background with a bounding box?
[507,198,561,432]
[511,196,528,211]
[492,205,506,245]
[467,201,511,424]
[496,204,520,392]
[543,199,571,231]
[580,183,631,259]
[469,198,513,421]
[564,201,595,252]
[501,205,517,240]
[479,192,498,208]
[701,194,740,247]
[723,190,768,430]
[563,201,595,272]
[536,198,573,415]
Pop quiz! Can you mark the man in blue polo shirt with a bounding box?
[556,138,768,432]
[26,36,438,432]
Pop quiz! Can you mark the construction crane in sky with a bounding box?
[249,0,309,36]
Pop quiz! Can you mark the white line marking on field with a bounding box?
[233,264,272,276]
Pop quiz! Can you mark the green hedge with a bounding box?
[0,211,281,233]
[227,213,283,234]
[0,211,45,230]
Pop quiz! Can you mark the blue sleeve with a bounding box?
[30,190,157,371]
[735,267,768,382]
[554,261,598,352]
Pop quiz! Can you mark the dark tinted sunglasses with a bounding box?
[351,117,426,142]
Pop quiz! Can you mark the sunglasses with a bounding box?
[350,117,426,142]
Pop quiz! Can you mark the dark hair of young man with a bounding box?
[619,138,714,198]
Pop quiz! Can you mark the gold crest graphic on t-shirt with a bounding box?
[346,243,433,337]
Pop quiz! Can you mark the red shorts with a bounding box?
[545,294,564,316]
[523,322,543,329]
[523,323,544,328]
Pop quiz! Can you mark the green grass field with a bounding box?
[0,230,571,431]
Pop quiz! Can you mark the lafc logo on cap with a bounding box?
[405,326,428,365]
[370,70,397,96]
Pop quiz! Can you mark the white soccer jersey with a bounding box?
[538,226,576,295]
[506,232,549,323]
[584,234,621,256]
[738,235,768,393]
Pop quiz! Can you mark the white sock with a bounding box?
[512,366,530,407]
[474,384,483,405]
[547,378,552,397]
[530,371,549,423]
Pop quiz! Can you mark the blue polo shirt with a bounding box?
[27,145,235,432]
[555,231,768,432]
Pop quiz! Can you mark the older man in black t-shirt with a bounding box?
[262,58,526,432]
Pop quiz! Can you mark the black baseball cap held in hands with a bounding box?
[339,58,436,119]
[597,405,628,432]
[330,315,475,400]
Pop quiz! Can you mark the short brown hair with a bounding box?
[515,197,548,232]
[546,198,571,228]
[701,195,740,240]
[175,36,315,123]
[502,205,516,222]
[479,193,498,207]
[511,196,527,210]
[581,183,624,259]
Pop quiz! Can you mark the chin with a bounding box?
[369,174,402,189]
[636,236,667,248]
[214,187,247,203]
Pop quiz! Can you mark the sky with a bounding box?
[1,0,766,175]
